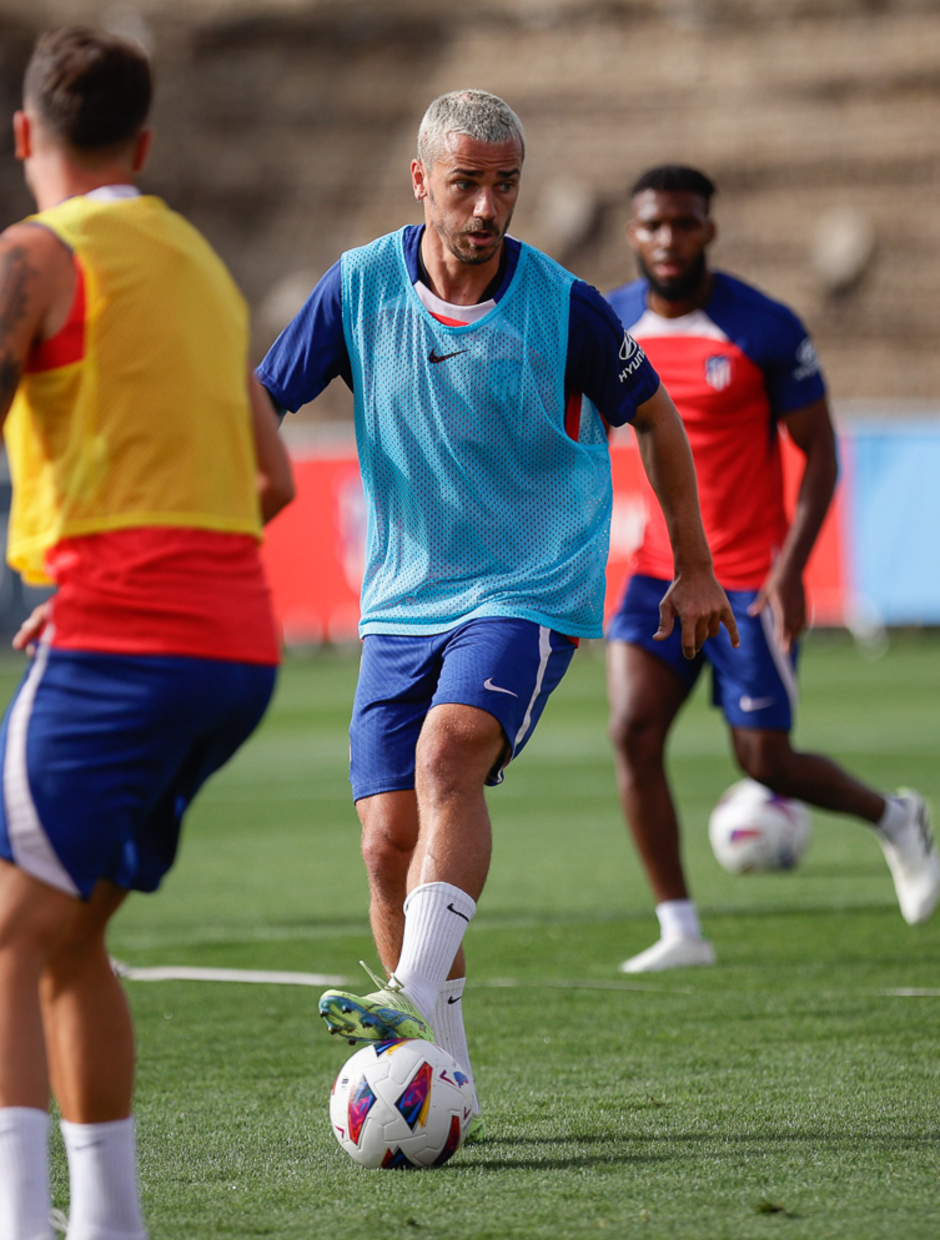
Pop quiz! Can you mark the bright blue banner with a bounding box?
[848,422,940,625]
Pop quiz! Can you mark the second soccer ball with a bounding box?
[709,779,812,874]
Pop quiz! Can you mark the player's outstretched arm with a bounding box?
[249,372,295,523]
[631,383,738,659]
[748,397,837,653]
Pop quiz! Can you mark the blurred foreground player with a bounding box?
[606,165,938,972]
[0,28,292,1239]
[258,93,735,1135]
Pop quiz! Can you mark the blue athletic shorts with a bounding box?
[349,617,577,801]
[0,643,276,899]
[606,574,798,730]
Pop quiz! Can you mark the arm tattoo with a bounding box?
[0,243,40,409]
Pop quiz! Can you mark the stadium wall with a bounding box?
[261,418,940,645]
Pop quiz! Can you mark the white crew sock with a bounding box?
[434,978,479,1114]
[0,1107,52,1240]
[655,899,704,942]
[393,881,477,1025]
[877,796,908,839]
[60,1117,147,1240]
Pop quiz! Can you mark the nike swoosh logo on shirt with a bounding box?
[429,347,467,364]
[739,694,776,712]
[483,678,518,697]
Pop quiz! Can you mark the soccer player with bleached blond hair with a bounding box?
[416,88,526,168]
[259,90,735,1138]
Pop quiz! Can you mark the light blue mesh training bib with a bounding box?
[342,228,612,638]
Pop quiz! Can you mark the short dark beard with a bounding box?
[638,251,708,303]
[449,238,497,266]
[447,218,508,267]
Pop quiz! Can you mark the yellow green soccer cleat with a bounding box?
[319,961,434,1045]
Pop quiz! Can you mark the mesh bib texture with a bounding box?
[343,229,612,637]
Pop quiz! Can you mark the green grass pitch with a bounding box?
[9,631,939,1238]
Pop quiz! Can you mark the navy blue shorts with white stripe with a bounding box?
[607,573,798,731]
[0,643,275,899]
[349,617,576,801]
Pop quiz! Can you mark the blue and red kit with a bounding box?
[606,270,826,591]
[606,270,827,730]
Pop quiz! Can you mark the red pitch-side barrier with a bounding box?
[261,434,848,645]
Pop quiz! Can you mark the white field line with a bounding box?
[481,977,688,992]
[878,988,940,997]
[113,964,349,986]
[112,962,679,992]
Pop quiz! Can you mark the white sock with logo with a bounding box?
[393,882,477,1026]
[0,1107,51,1240]
[655,899,703,942]
[434,978,479,1114]
[60,1117,147,1240]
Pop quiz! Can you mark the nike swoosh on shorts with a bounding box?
[739,694,776,712]
[483,678,518,697]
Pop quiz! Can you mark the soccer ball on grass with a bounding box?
[708,779,811,874]
[330,1038,474,1168]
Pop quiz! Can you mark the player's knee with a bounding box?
[0,919,64,978]
[0,880,76,962]
[41,934,109,996]
[360,822,413,886]
[735,737,793,792]
[609,708,666,769]
[415,719,502,797]
[413,737,461,799]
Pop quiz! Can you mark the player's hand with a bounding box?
[655,569,739,660]
[748,565,805,654]
[12,601,51,656]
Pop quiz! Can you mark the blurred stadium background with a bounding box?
[1,0,938,635]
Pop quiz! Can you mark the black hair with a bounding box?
[630,165,716,207]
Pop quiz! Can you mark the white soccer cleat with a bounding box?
[877,791,939,926]
[619,935,716,973]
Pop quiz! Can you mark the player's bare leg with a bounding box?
[357,789,469,986]
[0,865,146,1239]
[328,699,499,1033]
[399,703,501,1128]
[608,641,690,902]
[608,641,716,972]
[338,702,501,1022]
[358,790,420,973]
[39,879,145,1239]
[0,863,74,1237]
[408,702,503,902]
[730,728,883,820]
[40,880,132,1123]
[732,728,939,925]
[0,861,75,1110]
